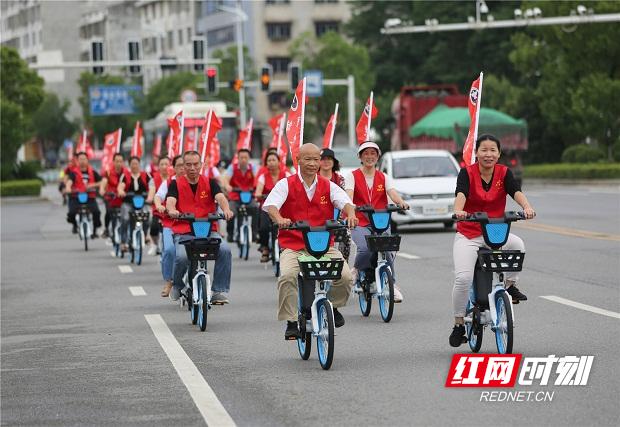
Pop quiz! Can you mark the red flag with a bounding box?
[285,78,306,169]
[356,92,378,144]
[77,129,95,159]
[102,128,122,172]
[322,103,339,149]
[152,133,162,158]
[130,121,143,158]
[210,136,220,168]
[199,110,223,174]
[236,118,254,152]
[170,110,184,156]
[185,128,197,152]
[463,73,483,166]
[268,113,285,148]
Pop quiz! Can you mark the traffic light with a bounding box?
[128,41,140,75]
[91,41,104,75]
[193,38,205,72]
[229,79,243,92]
[206,66,218,95]
[260,64,272,92]
[289,62,301,91]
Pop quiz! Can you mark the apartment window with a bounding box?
[187,27,192,41]
[178,29,184,45]
[142,37,150,53]
[207,26,234,47]
[266,0,290,4]
[315,20,340,37]
[167,31,174,49]
[267,57,290,73]
[266,22,291,41]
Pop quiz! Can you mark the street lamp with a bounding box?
[217,2,249,127]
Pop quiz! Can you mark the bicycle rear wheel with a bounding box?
[494,291,513,354]
[466,302,483,353]
[297,330,312,360]
[316,299,335,370]
[358,286,372,317]
[378,268,394,323]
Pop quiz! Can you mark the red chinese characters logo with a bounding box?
[445,354,522,387]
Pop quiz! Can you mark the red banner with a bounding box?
[236,118,254,152]
[463,72,483,166]
[77,129,95,159]
[285,78,306,169]
[199,110,223,174]
[152,133,162,158]
[102,128,122,173]
[170,110,184,156]
[356,92,378,144]
[322,104,339,149]
[130,121,143,158]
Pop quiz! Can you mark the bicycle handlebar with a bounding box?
[452,211,525,222]
[176,213,225,222]
[356,204,407,214]
[280,219,345,232]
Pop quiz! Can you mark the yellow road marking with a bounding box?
[513,222,620,242]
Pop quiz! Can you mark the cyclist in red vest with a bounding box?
[263,143,358,340]
[449,134,535,347]
[345,141,409,303]
[154,155,185,297]
[99,153,127,238]
[255,151,289,262]
[147,156,171,255]
[166,151,234,304]
[65,152,102,236]
[223,148,256,242]
[117,156,153,252]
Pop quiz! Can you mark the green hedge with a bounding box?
[0,179,42,197]
[524,163,620,179]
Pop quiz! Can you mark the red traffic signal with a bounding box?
[206,67,217,78]
[206,66,218,94]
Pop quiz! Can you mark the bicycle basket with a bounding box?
[483,222,510,247]
[333,226,348,243]
[304,230,330,258]
[77,192,88,204]
[298,258,344,281]
[370,212,391,232]
[477,250,525,272]
[365,234,401,252]
[240,191,252,204]
[132,195,145,209]
[192,221,212,238]
[130,211,150,225]
[185,238,221,261]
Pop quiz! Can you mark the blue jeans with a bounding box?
[351,226,396,280]
[173,232,232,293]
[161,227,175,281]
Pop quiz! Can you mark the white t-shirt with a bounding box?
[263,174,352,212]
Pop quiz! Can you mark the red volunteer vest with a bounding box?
[456,163,508,239]
[229,164,254,201]
[151,172,165,217]
[160,177,175,229]
[259,169,286,207]
[105,167,127,207]
[123,171,149,191]
[71,166,97,198]
[352,168,388,227]
[171,175,218,235]
[278,175,334,251]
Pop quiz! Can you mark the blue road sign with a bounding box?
[89,85,142,116]
[304,70,323,97]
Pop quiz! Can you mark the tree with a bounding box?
[210,46,257,115]
[77,72,139,144]
[289,31,375,143]
[0,47,45,179]
[138,71,204,119]
[32,93,77,154]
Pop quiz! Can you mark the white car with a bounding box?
[378,149,459,230]
[331,146,360,178]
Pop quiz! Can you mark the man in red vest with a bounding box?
[263,143,358,340]
[117,156,153,251]
[147,156,170,255]
[99,153,127,238]
[345,141,409,303]
[166,151,234,304]
[65,152,102,236]
[223,148,256,242]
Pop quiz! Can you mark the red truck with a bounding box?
[392,84,527,184]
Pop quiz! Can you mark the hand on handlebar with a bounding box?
[156,205,166,214]
[523,207,536,220]
[223,209,234,221]
[453,210,468,220]
[168,208,180,218]
[345,215,358,229]
[276,217,292,228]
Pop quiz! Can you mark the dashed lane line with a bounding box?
[397,252,421,260]
[540,295,620,320]
[128,286,146,296]
[145,314,236,427]
[118,265,133,274]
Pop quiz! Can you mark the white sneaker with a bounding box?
[393,286,403,303]
[147,245,157,256]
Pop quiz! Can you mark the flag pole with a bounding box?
[116,128,122,153]
[367,91,374,140]
[329,103,339,149]
[472,72,483,164]
[178,112,185,153]
[300,78,306,147]
[200,111,213,172]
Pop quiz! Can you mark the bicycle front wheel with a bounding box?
[495,291,513,354]
[197,275,208,331]
[378,268,394,323]
[82,222,89,251]
[134,230,143,265]
[316,299,335,370]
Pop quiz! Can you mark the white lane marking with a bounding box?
[129,286,146,296]
[397,252,421,260]
[118,265,133,274]
[105,240,112,246]
[110,251,116,258]
[540,296,620,320]
[144,314,236,427]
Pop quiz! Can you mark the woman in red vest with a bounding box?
[117,156,153,251]
[255,151,289,262]
[263,143,358,340]
[65,152,103,236]
[223,148,256,242]
[99,153,127,238]
[345,141,409,303]
[449,134,536,347]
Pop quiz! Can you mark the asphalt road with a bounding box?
[1,183,619,426]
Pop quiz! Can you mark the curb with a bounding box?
[1,196,50,205]
[523,178,620,187]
